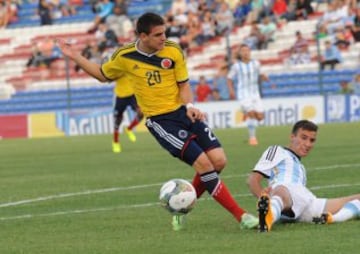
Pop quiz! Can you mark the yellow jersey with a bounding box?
[101,40,189,117]
[114,74,134,98]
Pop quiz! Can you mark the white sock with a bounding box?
[270,195,284,223]
[247,118,257,138]
[332,199,360,222]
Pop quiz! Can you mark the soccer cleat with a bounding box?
[312,212,333,224]
[112,142,122,153]
[172,214,186,231]
[257,194,274,232]
[125,128,136,142]
[240,213,259,229]
[249,137,258,146]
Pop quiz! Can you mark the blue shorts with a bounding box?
[145,106,221,166]
[113,95,138,116]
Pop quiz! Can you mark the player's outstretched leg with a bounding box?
[313,199,360,224]
[313,212,333,224]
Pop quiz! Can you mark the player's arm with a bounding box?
[227,78,236,100]
[57,39,108,82]
[247,171,270,198]
[226,65,237,100]
[178,82,205,122]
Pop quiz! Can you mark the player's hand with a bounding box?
[261,186,272,196]
[56,38,78,59]
[186,106,206,123]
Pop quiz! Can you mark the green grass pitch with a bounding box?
[0,122,359,254]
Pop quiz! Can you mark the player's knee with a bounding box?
[213,156,227,171]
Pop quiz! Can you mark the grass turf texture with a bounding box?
[0,122,359,254]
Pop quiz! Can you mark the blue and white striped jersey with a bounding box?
[227,59,261,100]
[253,145,307,186]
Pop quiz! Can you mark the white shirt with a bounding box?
[227,59,262,100]
[253,146,307,187]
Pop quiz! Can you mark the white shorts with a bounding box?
[240,97,264,113]
[273,183,327,223]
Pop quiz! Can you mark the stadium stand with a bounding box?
[0,0,359,114]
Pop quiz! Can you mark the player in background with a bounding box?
[227,44,269,146]
[57,12,258,231]
[247,120,360,232]
[112,74,144,153]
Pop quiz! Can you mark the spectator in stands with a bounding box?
[212,65,230,100]
[351,7,360,42]
[215,2,235,35]
[88,0,98,13]
[351,73,360,95]
[315,23,329,40]
[287,30,311,65]
[259,15,276,49]
[165,15,186,44]
[320,40,342,70]
[258,0,274,21]
[211,88,221,101]
[112,0,127,14]
[233,0,252,26]
[243,22,264,50]
[246,0,264,24]
[195,75,212,102]
[183,10,201,48]
[0,0,18,28]
[74,40,103,72]
[280,0,297,22]
[106,3,133,38]
[37,38,63,67]
[334,26,354,49]
[294,0,313,20]
[26,45,47,67]
[87,0,114,33]
[186,0,198,14]
[195,10,216,45]
[172,5,187,25]
[26,38,62,68]
[320,0,347,35]
[171,0,186,15]
[339,80,354,94]
[56,0,77,17]
[38,0,53,25]
[272,0,288,22]
[0,0,9,29]
[95,23,119,51]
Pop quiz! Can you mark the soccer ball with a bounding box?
[159,179,197,215]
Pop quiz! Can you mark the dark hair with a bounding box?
[136,12,165,35]
[292,120,318,134]
[240,43,249,49]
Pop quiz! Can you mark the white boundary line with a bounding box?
[0,163,359,221]
[1,182,360,221]
[0,163,359,209]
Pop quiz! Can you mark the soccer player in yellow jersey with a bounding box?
[58,12,258,231]
[112,74,143,153]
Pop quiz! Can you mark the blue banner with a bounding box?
[325,95,360,122]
